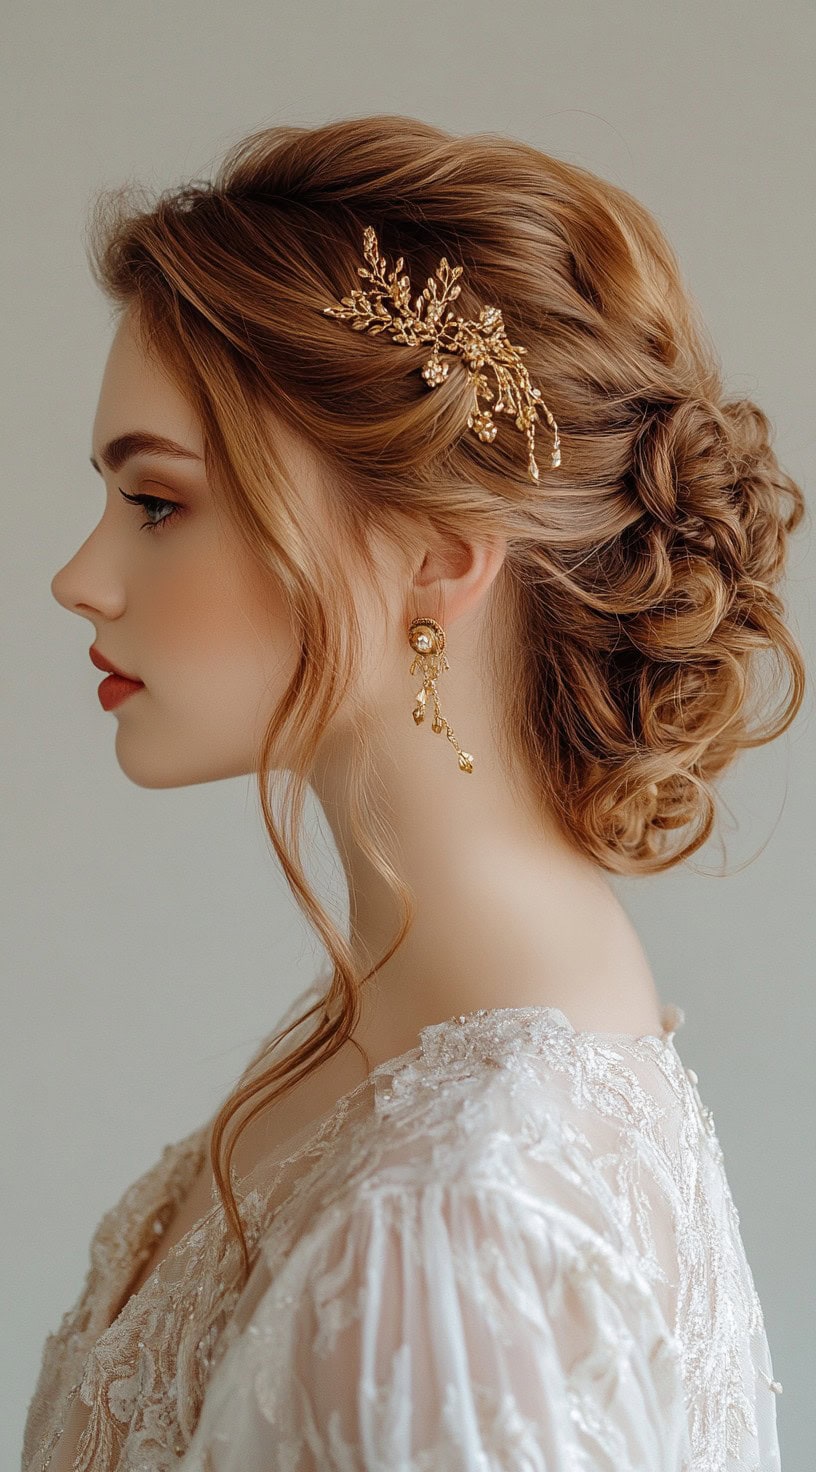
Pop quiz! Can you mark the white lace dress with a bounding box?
[22,980,783,1472]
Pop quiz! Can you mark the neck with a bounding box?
[310,695,659,1066]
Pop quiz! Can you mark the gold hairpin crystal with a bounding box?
[322,226,560,482]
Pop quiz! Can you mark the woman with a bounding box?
[26,114,804,1470]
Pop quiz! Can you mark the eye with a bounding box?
[118,488,183,534]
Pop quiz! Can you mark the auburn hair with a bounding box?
[86,114,808,1284]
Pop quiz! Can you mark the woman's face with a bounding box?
[50,310,304,788]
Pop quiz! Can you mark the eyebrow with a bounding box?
[90,432,203,475]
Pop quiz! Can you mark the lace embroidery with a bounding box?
[22,986,782,1472]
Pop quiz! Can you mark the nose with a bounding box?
[49,521,124,623]
[50,563,72,610]
[50,552,94,613]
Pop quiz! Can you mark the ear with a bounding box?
[410,530,508,627]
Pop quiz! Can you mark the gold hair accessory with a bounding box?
[407,616,474,773]
[323,226,561,482]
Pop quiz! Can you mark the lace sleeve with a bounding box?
[177,1179,691,1471]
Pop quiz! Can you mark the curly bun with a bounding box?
[504,387,807,873]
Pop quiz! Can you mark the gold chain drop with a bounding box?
[407,617,474,773]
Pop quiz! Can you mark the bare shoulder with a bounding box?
[558,953,667,1037]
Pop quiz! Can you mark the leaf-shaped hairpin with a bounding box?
[322,226,561,481]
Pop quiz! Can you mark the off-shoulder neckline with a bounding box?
[419,999,685,1049]
[340,999,686,1089]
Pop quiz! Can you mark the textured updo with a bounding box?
[87,115,808,1279]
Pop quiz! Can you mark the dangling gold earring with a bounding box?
[407,616,474,773]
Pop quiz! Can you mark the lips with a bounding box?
[89,645,143,683]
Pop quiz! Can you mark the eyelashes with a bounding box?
[118,488,183,534]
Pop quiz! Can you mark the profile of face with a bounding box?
[50,311,314,789]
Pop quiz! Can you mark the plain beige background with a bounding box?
[3,1,814,1466]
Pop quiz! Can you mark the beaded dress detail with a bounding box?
[22,983,782,1472]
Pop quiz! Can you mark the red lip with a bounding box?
[89,645,143,683]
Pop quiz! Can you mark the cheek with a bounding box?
[149,551,298,715]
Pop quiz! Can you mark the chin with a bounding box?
[113,730,255,788]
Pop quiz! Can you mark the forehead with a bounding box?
[91,312,205,466]
[88,311,331,528]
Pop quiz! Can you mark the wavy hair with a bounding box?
[86,114,808,1284]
